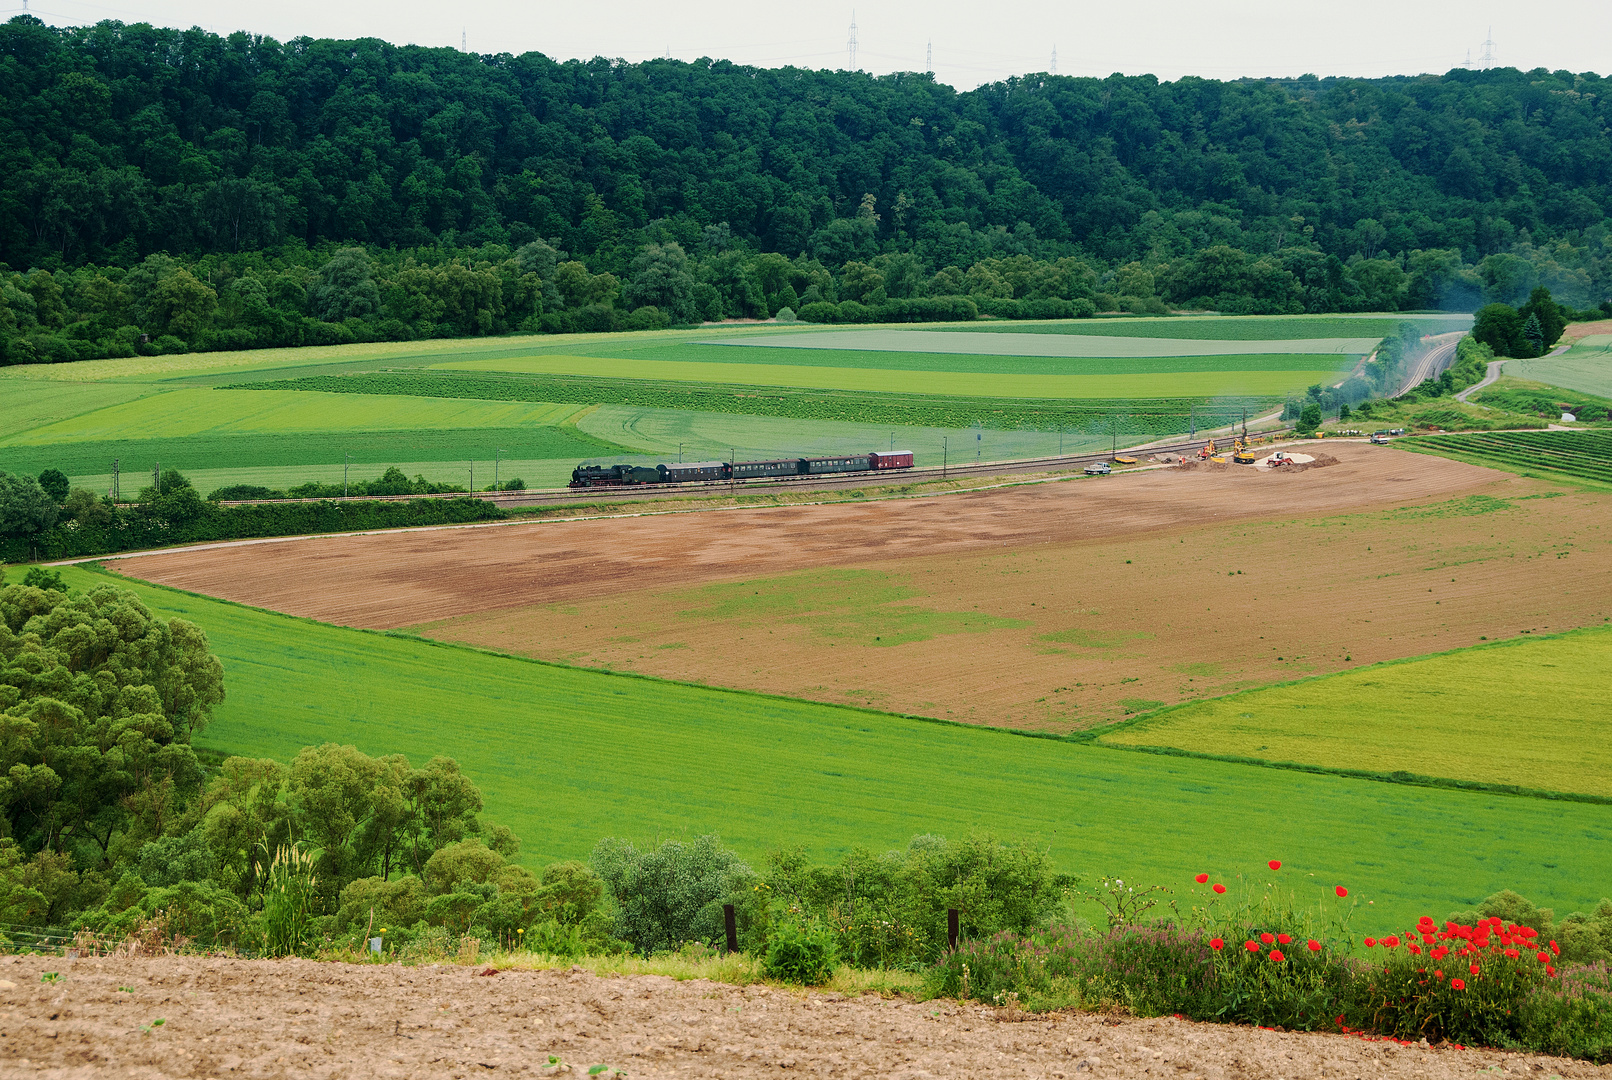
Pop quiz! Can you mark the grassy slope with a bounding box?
[1097,626,1612,797]
[1505,337,1612,399]
[436,354,1345,400]
[934,315,1474,339]
[53,564,1612,929]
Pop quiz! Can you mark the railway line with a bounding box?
[219,430,1293,513]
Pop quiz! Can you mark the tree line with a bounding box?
[2,16,1611,363]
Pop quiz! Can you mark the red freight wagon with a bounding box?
[869,450,915,470]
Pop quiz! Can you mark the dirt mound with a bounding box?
[1,953,1598,1079]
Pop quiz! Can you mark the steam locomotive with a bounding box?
[570,450,915,488]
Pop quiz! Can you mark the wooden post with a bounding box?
[723,903,739,954]
[947,908,959,951]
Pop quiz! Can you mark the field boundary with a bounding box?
[1090,624,1612,805]
[77,563,1607,808]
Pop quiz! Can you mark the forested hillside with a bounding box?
[1,15,1609,361]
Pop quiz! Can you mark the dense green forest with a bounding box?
[1,15,1610,362]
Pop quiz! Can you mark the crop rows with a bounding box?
[1418,431,1612,483]
[935,315,1472,341]
[236,373,1271,436]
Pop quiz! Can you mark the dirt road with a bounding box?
[0,954,1599,1079]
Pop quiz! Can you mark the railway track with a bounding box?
[220,430,1292,513]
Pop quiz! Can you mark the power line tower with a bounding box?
[1477,28,1496,69]
[461,27,466,52]
[1051,45,1057,74]
[847,11,858,70]
[926,39,932,74]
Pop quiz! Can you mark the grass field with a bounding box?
[1505,336,1612,398]
[435,353,1346,400]
[924,315,1474,340]
[688,331,1379,359]
[1096,627,1612,797]
[46,563,1612,930]
[1408,431,1612,487]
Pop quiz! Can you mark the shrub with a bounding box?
[591,835,755,955]
[797,301,838,323]
[763,910,839,984]
[772,306,797,323]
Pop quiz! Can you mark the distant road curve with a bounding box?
[1393,336,1462,397]
[1455,360,1505,402]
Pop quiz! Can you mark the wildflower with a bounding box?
[1307,940,1321,952]
[1434,970,1443,978]
[1470,963,1480,975]
[1268,860,1282,871]
[1431,946,1449,960]
[1269,950,1285,962]
[1335,886,1348,897]
[1504,948,1519,959]
[1451,978,1466,991]
[1245,941,1261,952]
[1213,883,1226,894]
[1550,940,1560,957]
[1537,951,1550,963]
[1210,938,1224,950]
[1364,937,1377,947]
[1383,936,1399,948]
[1547,965,1556,977]
[1277,933,1292,945]
[1195,873,1209,884]
[1409,944,1422,955]
[1261,933,1275,944]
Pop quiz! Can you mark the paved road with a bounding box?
[1455,360,1505,402]
[1393,336,1462,396]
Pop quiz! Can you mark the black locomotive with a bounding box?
[570,450,914,488]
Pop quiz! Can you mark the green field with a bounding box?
[435,353,1345,400]
[47,564,1612,930]
[0,317,1396,495]
[921,315,1474,340]
[1408,431,1612,487]
[1505,336,1612,398]
[1097,628,1612,797]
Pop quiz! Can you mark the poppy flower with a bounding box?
[1212,883,1226,894]
[1245,941,1261,952]
[1409,944,1422,955]
[1307,940,1321,952]
[1550,940,1560,957]
[1434,970,1443,978]
[1470,963,1480,975]
[1335,886,1348,897]
[1537,951,1550,963]
[1451,978,1466,991]
[1547,965,1555,977]
[1504,948,1519,959]
[1383,936,1399,948]
[1261,933,1275,944]
[1210,938,1224,950]
[1268,860,1282,871]
[1364,937,1377,947]
[1269,949,1285,962]
[1195,873,1209,884]
[1277,933,1292,945]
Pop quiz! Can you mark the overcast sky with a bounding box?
[4,0,1607,88]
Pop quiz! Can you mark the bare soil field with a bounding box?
[115,443,1612,728]
[1563,318,1612,341]
[1,953,1600,1080]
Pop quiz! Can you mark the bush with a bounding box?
[797,301,838,323]
[772,306,797,323]
[763,911,839,984]
[591,835,755,955]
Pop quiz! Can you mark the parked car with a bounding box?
[1084,461,1112,476]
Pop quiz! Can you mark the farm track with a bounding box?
[0,954,1601,1080]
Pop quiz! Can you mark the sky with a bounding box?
[2,0,1607,88]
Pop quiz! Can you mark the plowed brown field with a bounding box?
[115,443,1612,728]
[5,953,1601,1080]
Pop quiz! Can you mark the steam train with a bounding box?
[570,450,915,488]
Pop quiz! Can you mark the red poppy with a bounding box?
[1550,940,1560,957]
[1470,963,1480,975]
[1269,949,1286,962]
[1268,860,1282,871]
[1212,883,1226,894]
[1431,946,1449,960]
[1547,965,1556,977]
[1210,938,1224,950]
[1245,941,1261,952]
[1537,951,1550,963]
[1451,978,1466,991]
[1504,948,1519,959]
[1307,940,1321,952]
[1261,932,1275,944]
[1364,937,1377,947]
[1434,970,1443,978]
[1409,944,1422,955]
[1335,886,1348,897]
[1279,933,1293,945]
[1195,873,1209,884]
[1383,936,1399,948]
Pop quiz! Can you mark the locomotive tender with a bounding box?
[570,450,915,488]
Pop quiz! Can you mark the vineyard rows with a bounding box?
[1418,431,1612,483]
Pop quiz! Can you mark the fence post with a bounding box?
[723,903,739,954]
[947,908,959,951]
